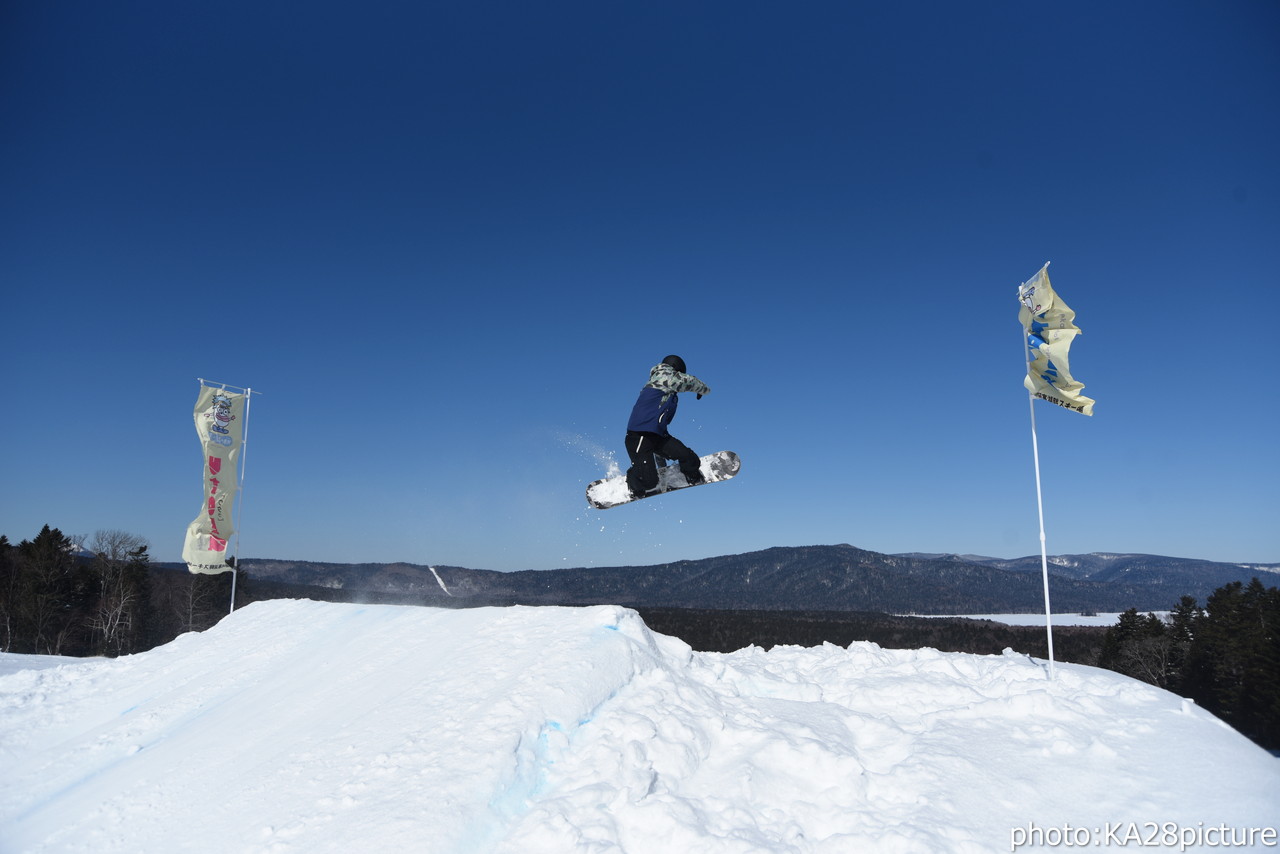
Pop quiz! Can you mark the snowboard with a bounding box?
[586,451,740,510]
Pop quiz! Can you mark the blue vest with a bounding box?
[627,386,678,435]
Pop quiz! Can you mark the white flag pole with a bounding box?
[1019,266,1057,680]
[1025,369,1057,680]
[228,387,253,614]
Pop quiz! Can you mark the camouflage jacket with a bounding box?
[626,363,710,436]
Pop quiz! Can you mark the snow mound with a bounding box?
[1,600,1276,853]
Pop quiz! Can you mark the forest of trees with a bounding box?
[3,524,1276,751]
[0,525,240,657]
[1097,579,1280,751]
[635,607,1109,664]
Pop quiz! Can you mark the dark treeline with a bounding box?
[2,526,154,656]
[636,608,1107,664]
[0,525,457,657]
[1097,578,1280,751]
[1,526,247,657]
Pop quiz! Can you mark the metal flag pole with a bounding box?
[228,387,253,614]
[1024,365,1057,680]
[1019,266,1057,680]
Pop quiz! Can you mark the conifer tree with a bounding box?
[16,526,94,654]
[1235,579,1280,747]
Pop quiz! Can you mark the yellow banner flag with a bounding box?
[1018,264,1095,416]
[182,385,245,573]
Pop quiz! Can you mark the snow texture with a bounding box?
[1,600,1277,853]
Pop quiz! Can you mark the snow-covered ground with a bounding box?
[1,600,1276,853]
[0,652,86,678]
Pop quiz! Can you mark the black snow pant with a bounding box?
[625,430,702,496]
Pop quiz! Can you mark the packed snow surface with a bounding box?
[1,600,1277,853]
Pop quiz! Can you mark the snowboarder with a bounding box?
[625,355,710,499]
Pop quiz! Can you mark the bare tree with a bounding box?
[0,535,16,652]
[1119,634,1175,688]
[89,530,147,563]
[152,569,228,638]
[88,530,151,656]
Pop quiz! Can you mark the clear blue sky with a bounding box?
[3,1,1277,571]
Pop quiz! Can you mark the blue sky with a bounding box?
[3,1,1277,571]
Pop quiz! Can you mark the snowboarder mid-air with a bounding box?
[625,355,710,499]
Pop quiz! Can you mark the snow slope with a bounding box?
[1,601,1276,853]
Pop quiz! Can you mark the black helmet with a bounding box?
[661,355,687,373]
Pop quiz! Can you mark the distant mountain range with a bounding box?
[899,551,1280,586]
[195,545,1280,615]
